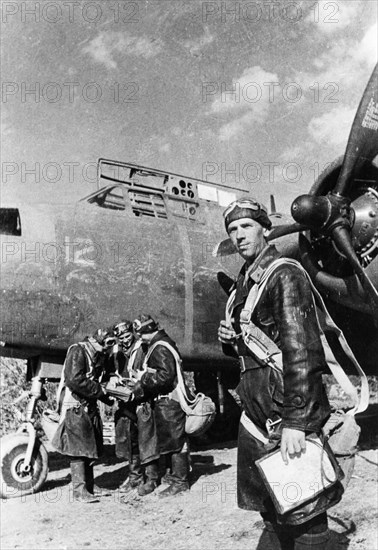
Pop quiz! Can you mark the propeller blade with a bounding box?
[266,223,307,241]
[212,238,236,257]
[217,272,235,295]
[331,225,378,311]
[334,63,378,197]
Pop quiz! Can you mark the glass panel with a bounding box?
[87,186,126,211]
[0,208,21,236]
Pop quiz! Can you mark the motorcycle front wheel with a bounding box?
[0,433,48,498]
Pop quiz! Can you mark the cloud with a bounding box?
[218,111,256,142]
[354,23,378,65]
[282,21,377,165]
[211,66,279,114]
[0,112,13,138]
[308,106,356,149]
[279,145,311,163]
[208,66,280,141]
[82,32,162,70]
[305,0,362,34]
[293,23,377,102]
[159,142,171,154]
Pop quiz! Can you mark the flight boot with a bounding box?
[85,459,111,497]
[159,452,189,498]
[119,455,144,493]
[70,459,99,503]
[138,461,159,496]
[256,521,294,550]
[293,528,330,550]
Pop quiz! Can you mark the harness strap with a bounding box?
[282,259,369,415]
[127,339,142,375]
[144,340,204,414]
[240,411,269,444]
[227,258,369,415]
[55,344,76,415]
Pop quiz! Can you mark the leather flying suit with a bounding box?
[133,330,186,465]
[223,245,331,514]
[113,340,146,460]
[52,341,109,459]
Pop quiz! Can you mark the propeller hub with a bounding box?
[291,195,332,229]
[291,193,352,233]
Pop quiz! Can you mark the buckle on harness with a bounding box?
[238,356,259,372]
[240,308,252,324]
[266,417,282,436]
[239,356,246,373]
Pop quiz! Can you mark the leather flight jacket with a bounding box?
[132,330,179,401]
[225,245,331,434]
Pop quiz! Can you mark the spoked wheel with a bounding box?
[0,434,48,498]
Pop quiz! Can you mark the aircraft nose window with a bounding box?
[0,208,21,236]
[87,186,126,211]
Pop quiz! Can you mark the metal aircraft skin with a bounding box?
[0,64,378,379]
[0,161,247,368]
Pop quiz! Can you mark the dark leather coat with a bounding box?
[133,330,186,464]
[52,342,109,459]
[224,245,332,517]
[112,341,146,460]
[226,245,331,433]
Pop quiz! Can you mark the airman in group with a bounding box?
[52,328,115,503]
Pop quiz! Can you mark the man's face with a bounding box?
[119,331,134,351]
[227,217,266,263]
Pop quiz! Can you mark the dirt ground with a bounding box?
[1,438,377,550]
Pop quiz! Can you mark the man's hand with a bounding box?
[218,320,237,345]
[106,375,119,390]
[280,427,306,465]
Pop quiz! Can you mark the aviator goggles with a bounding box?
[113,321,133,337]
[223,198,271,230]
[103,336,117,348]
[133,317,158,334]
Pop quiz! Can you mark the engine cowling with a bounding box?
[298,157,378,316]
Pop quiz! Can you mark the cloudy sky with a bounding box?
[1,0,377,211]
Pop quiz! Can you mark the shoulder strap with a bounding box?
[248,258,368,415]
[240,259,284,323]
[282,259,368,415]
[145,340,198,413]
[239,259,285,373]
[128,340,142,373]
[55,343,76,413]
[225,288,237,327]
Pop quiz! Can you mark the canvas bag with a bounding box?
[144,341,216,437]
